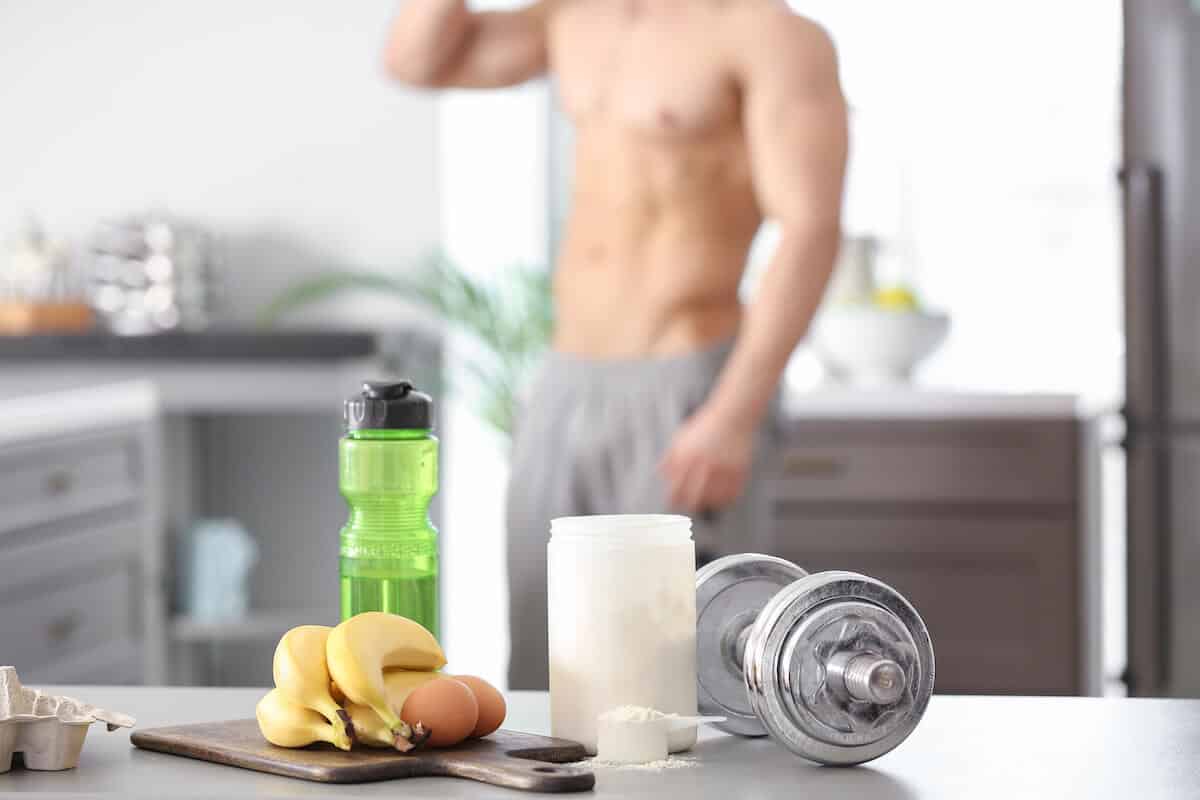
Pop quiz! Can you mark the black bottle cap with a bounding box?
[344,381,434,431]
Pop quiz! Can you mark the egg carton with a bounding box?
[0,666,135,772]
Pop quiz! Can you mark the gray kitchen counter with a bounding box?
[3,688,1199,798]
[0,331,375,361]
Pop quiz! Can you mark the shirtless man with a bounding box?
[384,0,847,688]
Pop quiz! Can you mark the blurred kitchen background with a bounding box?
[1,0,1192,700]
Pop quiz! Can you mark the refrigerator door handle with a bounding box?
[1119,162,1168,429]
[1120,161,1170,694]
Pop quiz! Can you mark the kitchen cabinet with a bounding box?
[0,329,439,687]
[0,382,164,684]
[753,392,1097,695]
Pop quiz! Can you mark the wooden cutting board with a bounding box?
[131,719,595,793]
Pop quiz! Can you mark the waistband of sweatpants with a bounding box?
[540,337,736,383]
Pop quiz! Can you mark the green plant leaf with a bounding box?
[259,272,411,325]
[262,252,553,440]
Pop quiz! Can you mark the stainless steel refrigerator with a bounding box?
[1123,0,1200,696]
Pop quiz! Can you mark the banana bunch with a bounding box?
[256,612,447,752]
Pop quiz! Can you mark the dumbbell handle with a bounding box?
[727,620,907,707]
[826,651,907,705]
[730,623,753,673]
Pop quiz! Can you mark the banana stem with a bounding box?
[394,722,432,753]
[374,705,405,734]
[365,701,432,753]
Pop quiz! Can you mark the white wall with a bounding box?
[0,0,440,323]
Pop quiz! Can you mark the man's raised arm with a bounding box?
[383,1,557,89]
[661,12,848,512]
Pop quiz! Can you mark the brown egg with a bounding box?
[400,678,478,748]
[452,675,506,738]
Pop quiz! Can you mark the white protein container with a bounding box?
[548,514,698,755]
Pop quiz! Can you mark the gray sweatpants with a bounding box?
[504,339,777,690]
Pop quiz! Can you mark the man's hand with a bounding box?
[660,405,754,514]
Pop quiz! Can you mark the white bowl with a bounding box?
[809,306,950,386]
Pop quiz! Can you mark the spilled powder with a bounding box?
[578,755,700,772]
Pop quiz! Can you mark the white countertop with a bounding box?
[0,380,160,446]
[5,687,1199,799]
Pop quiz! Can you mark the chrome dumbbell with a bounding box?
[696,554,935,766]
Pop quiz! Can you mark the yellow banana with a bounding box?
[342,670,440,750]
[337,671,440,751]
[326,613,446,735]
[384,669,442,707]
[331,670,436,708]
[256,689,348,749]
[272,625,353,750]
[343,699,394,748]
[341,699,427,752]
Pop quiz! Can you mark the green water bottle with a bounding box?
[340,381,439,635]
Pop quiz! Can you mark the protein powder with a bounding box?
[548,515,698,755]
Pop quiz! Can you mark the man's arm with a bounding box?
[383,1,556,88]
[662,14,847,513]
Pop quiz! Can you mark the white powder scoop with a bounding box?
[595,706,725,764]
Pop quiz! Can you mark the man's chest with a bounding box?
[548,3,741,138]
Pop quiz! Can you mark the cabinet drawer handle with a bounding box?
[782,454,847,477]
[46,612,82,644]
[44,470,75,496]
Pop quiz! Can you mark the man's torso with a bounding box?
[547,0,779,357]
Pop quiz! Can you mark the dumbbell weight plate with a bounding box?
[695,553,808,736]
[743,571,936,765]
